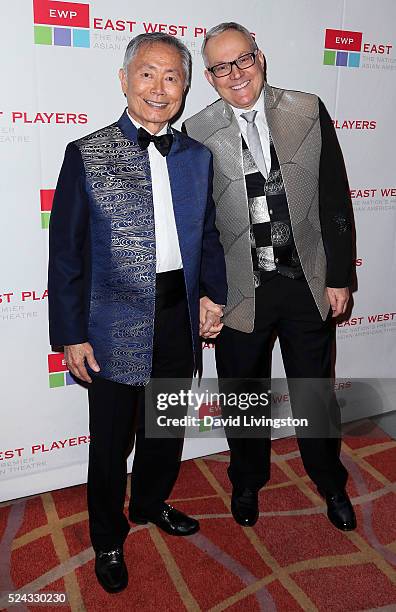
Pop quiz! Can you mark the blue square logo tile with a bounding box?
[73,29,90,48]
[336,51,348,67]
[348,52,360,68]
[65,371,77,385]
[54,27,71,47]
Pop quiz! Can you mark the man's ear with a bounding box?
[204,69,215,88]
[257,50,265,71]
[119,68,127,94]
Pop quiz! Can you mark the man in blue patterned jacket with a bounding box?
[48,32,227,594]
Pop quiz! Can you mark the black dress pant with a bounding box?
[215,274,348,494]
[87,270,194,551]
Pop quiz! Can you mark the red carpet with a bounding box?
[1,421,396,611]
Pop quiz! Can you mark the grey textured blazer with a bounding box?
[184,83,352,332]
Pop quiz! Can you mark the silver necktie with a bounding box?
[241,110,267,178]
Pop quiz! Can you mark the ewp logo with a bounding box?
[198,402,222,433]
[40,189,55,229]
[48,353,76,388]
[324,29,362,68]
[33,0,90,48]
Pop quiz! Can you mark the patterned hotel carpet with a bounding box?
[1,421,396,611]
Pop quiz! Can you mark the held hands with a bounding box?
[64,342,100,383]
[200,296,224,339]
[64,299,224,379]
[326,287,350,318]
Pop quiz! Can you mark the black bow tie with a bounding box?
[137,127,173,156]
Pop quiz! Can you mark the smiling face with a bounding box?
[204,29,265,110]
[119,41,185,134]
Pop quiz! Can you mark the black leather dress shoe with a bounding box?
[129,504,199,536]
[95,547,128,593]
[318,489,357,531]
[231,488,259,527]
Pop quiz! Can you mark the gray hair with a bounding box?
[122,32,192,89]
[202,22,257,66]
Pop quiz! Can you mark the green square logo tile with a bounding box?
[41,212,50,229]
[199,420,211,432]
[323,50,336,65]
[49,373,64,388]
[35,26,52,45]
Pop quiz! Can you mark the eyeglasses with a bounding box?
[207,50,258,78]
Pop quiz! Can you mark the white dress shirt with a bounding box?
[127,111,182,273]
[231,90,271,175]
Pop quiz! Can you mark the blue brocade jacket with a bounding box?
[48,110,227,385]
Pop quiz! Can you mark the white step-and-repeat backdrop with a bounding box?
[1,0,395,501]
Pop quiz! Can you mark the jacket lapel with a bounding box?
[166,130,195,263]
[207,100,244,185]
[264,83,316,164]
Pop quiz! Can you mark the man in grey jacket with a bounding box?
[184,22,355,532]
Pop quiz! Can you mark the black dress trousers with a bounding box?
[215,274,348,494]
[87,269,194,551]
